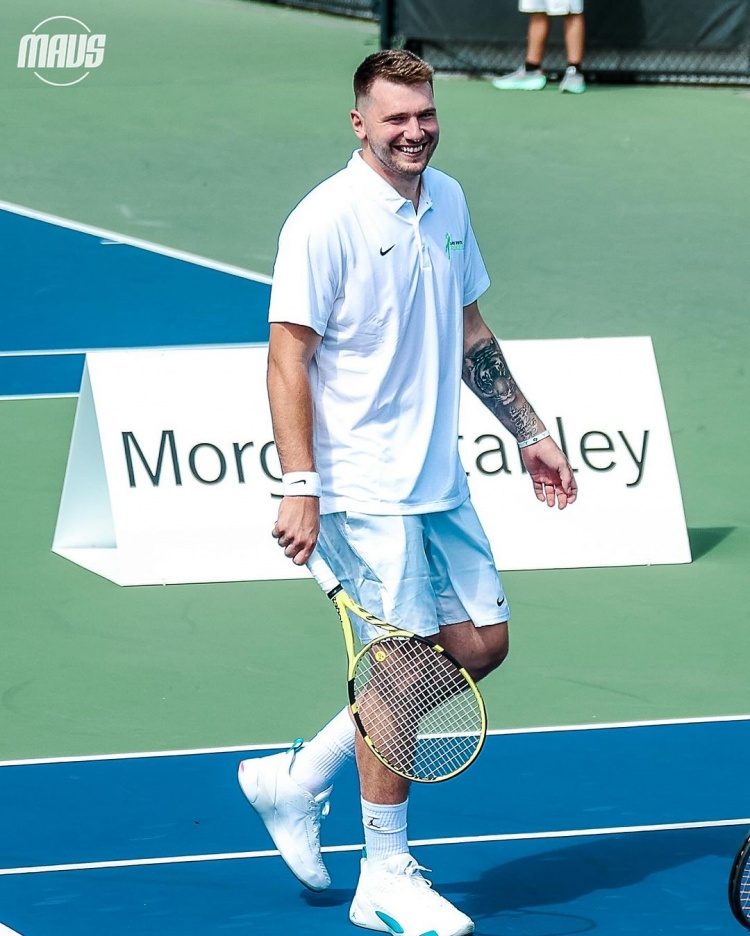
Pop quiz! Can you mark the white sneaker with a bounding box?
[492,66,547,91]
[238,740,332,891]
[349,852,474,936]
[560,66,586,93]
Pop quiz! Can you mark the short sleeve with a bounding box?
[267,201,345,337]
[461,204,491,307]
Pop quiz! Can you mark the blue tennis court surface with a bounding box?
[1,719,748,935]
[0,203,272,398]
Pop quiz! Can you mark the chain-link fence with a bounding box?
[393,0,750,84]
[410,40,750,84]
[254,0,750,83]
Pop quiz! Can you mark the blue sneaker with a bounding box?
[238,740,332,891]
[492,67,546,91]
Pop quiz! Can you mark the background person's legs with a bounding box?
[494,8,587,91]
[560,12,587,92]
[526,12,551,69]
[563,12,585,65]
[492,12,549,90]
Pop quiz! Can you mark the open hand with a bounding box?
[521,437,578,509]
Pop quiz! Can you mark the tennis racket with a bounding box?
[307,550,486,783]
[729,830,750,929]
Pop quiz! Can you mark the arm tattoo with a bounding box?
[463,337,543,441]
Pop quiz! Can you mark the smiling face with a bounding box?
[350,78,440,199]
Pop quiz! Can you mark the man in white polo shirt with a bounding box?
[238,50,577,936]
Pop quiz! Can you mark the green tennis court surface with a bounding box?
[0,0,747,766]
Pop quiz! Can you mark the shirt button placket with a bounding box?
[415,219,431,271]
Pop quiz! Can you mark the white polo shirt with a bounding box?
[268,150,490,515]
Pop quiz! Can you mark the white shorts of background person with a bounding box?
[519,0,583,14]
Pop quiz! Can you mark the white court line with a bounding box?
[0,393,78,402]
[1,714,748,768]
[1,818,748,877]
[487,713,750,734]
[0,199,273,284]
[0,740,290,769]
[0,343,266,358]
[0,342,269,402]
[0,199,273,400]
[0,925,23,936]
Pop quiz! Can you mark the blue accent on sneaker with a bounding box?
[376,911,405,934]
[289,737,304,751]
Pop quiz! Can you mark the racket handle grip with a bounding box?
[307,550,341,596]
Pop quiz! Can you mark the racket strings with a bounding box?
[730,839,750,928]
[352,632,483,781]
[740,861,750,917]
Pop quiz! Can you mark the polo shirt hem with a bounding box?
[320,491,469,517]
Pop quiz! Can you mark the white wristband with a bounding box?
[517,430,551,450]
[282,471,322,497]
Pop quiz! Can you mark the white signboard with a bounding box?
[459,337,690,569]
[52,338,691,586]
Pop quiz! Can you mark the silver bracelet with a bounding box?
[282,471,322,497]
[517,430,551,450]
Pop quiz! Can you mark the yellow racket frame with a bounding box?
[308,551,487,783]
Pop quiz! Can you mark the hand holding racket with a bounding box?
[729,830,750,929]
[307,550,486,783]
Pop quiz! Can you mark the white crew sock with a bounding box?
[289,707,356,795]
[361,797,409,862]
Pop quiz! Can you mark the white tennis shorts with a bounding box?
[316,499,509,642]
[519,0,583,14]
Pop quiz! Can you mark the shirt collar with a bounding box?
[347,150,433,217]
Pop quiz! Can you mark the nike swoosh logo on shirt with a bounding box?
[379,245,395,256]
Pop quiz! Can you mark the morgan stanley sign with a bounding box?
[52,339,691,585]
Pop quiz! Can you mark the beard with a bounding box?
[368,134,438,179]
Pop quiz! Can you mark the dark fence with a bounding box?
[387,0,750,83]
[254,0,750,83]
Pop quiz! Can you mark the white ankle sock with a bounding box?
[289,707,356,795]
[361,797,409,862]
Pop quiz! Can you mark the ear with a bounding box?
[350,108,366,142]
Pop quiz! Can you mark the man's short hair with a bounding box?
[353,50,434,106]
